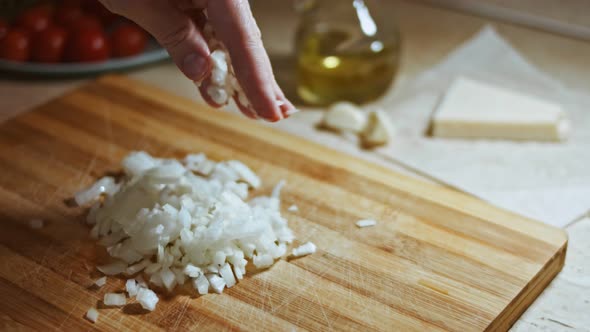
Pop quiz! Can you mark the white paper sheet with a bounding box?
[375,26,590,227]
[276,26,590,227]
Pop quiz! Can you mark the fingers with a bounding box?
[274,83,298,118]
[102,0,296,122]
[233,94,259,120]
[101,0,210,82]
[207,0,293,122]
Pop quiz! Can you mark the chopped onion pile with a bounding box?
[76,151,300,312]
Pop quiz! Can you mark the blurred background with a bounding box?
[2,0,590,117]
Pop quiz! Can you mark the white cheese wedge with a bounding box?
[431,77,570,141]
[361,110,394,147]
[323,102,367,133]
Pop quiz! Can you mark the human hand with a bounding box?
[100,0,295,121]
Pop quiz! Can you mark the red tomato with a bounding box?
[70,15,103,32]
[0,20,8,40]
[111,23,147,57]
[54,5,83,28]
[84,0,118,24]
[32,26,68,63]
[0,29,31,62]
[65,29,110,62]
[16,6,52,33]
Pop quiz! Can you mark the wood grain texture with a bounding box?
[0,75,567,331]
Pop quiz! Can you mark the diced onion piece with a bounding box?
[160,268,177,292]
[206,265,219,274]
[213,251,226,266]
[272,180,286,199]
[194,275,209,295]
[126,279,138,297]
[253,254,274,269]
[227,160,261,189]
[184,264,202,278]
[355,219,377,228]
[219,263,236,288]
[292,242,317,257]
[97,261,127,276]
[86,307,99,323]
[125,259,151,275]
[149,272,163,288]
[75,177,119,206]
[122,151,160,176]
[288,205,299,212]
[207,86,229,105]
[103,293,126,307]
[207,274,226,294]
[173,268,186,285]
[233,265,244,280]
[136,287,159,311]
[94,276,107,287]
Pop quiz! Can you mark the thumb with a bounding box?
[101,0,211,82]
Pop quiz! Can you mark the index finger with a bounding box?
[206,0,288,122]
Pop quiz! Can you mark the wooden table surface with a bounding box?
[0,1,589,330]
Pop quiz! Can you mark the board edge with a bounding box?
[486,237,568,331]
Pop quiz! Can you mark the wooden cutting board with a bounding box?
[0,76,567,332]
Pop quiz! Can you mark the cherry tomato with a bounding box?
[0,20,8,40]
[70,15,103,32]
[111,23,147,57]
[32,26,68,63]
[16,6,52,33]
[84,0,118,24]
[0,29,31,62]
[54,5,83,28]
[65,28,110,62]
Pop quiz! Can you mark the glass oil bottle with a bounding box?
[295,0,401,106]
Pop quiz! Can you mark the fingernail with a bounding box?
[261,113,282,122]
[183,54,209,82]
[285,108,300,116]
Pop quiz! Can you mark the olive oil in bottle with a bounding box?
[295,0,400,106]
